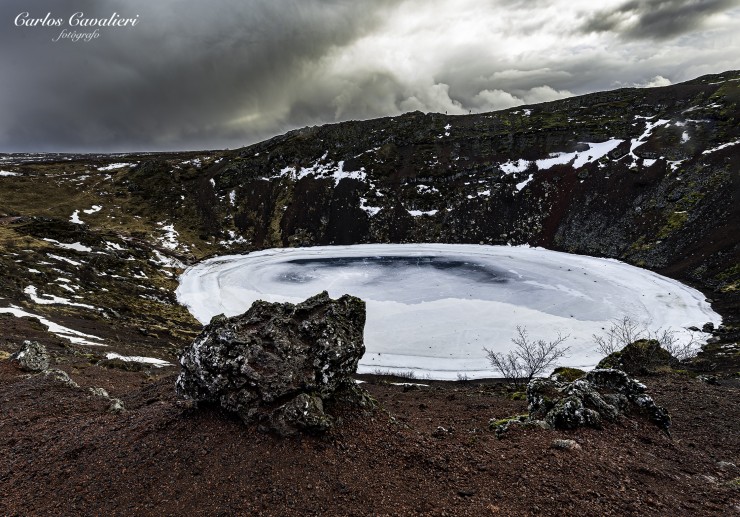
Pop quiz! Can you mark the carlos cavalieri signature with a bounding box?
[14,12,140,42]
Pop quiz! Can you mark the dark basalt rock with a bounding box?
[596,339,679,375]
[176,291,368,435]
[494,368,671,436]
[10,340,49,372]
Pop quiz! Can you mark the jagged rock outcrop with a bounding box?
[10,340,49,372]
[493,369,671,437]
[176,291,368,435]
[596,339,679,375]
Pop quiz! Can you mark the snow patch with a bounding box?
[47,254,83,266]
[83,205,102,214]
[151,249,185,269]
[0,305,105,346]
[105,241,125,251]
[70,210,83,225]
[158,222,180,250]
[105,353,171,368]
[516,175,534,191]
[408,209,439,217]
[500,159,530,174]
[416,185,439,194]
[24,285,97,310]
[0,170,20,177]
[360,198,382,216]
[537,139,623,170]
[272,158,367,185]
[43,239,92,253]
[98,163,134,171]
[702,139,740,155]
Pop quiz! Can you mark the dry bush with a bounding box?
[484,326,569,387]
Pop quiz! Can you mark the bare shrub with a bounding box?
[484,326,569,387]
[594,316,645,356]
[594,316,701,361]
[647,327,700,361]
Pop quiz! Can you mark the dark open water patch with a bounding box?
[277,256,512,285]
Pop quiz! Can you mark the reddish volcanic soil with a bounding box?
[1,355,739,516]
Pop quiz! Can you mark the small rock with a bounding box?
[702,322,715,333]
[697,375,719,385]
[108,398,126,414]
[551,439,582,451]
[432,426,450,438]
[42,369,79,388]
[717,461,737,471]
[10,340,49,372]
[89,387,109,398]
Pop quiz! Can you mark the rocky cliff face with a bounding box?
[141,71,739,305]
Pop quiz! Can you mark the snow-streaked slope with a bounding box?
[0,304,105,346]
[176,244,720,380]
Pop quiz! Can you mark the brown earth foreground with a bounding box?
[1,356,739,516]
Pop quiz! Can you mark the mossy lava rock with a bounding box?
[176,291,367,436]
[597,339,678,375]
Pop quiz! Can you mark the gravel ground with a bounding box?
[1,357,738,516]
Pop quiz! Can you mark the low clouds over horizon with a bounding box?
[2,0,739,152]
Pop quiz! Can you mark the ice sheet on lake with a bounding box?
[176,244,721,380]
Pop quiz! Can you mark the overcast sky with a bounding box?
[2,0,739,153]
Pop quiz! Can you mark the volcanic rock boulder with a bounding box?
[176,291,368,435]
[10,340,50,372]
[596,339,678,375]
[493,368,671,437]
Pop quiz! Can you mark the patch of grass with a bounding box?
[489,414,528,429]
[657,211,689,238]
[508,391,527,401]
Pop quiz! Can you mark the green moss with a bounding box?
[657,211,689,238]
[508,391,526,401]
[597,339,678,375]
[552,367,586,382]
[489,414,528,429]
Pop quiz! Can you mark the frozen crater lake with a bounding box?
[176,244,721,379]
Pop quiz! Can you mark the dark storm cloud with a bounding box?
[0,0,399,152]
[581,0,740,40]
[1,0,739,152]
